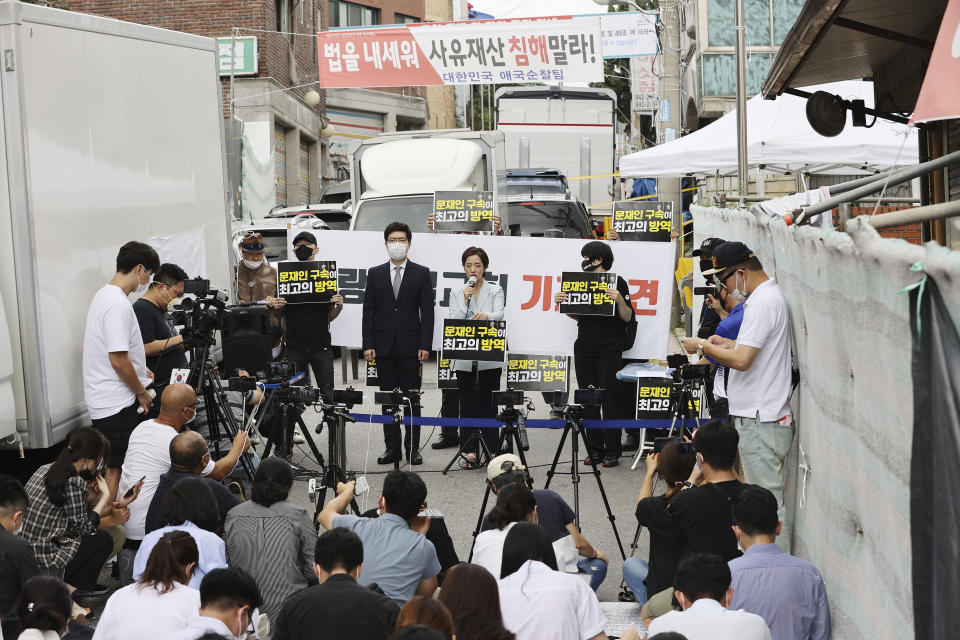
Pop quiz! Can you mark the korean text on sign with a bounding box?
[506,353,569,392]
[441,319,507,362]
[612,200,674,242]
[558,271,616,316]
[433,190,495,233]
[277,260,338,303]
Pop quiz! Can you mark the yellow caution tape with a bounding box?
[568,172,621,181]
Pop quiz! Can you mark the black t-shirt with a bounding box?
[285,301,332,350]
[145,470,240,534]
[667,480,744,562]
[480,489,575,542]
[0,528,40,623]
[697,304,721,339]
[573,275,634,356]
[133,298,188,389]
[635,496,682,595]
[273,574,399,640]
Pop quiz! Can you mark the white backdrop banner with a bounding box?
[286,231,674,359]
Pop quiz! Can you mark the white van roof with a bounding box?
[359,138,483,198]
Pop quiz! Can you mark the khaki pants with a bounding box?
[733,414,794,552]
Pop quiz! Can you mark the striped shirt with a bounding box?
[20,465,98,570]
[224,500,317,624]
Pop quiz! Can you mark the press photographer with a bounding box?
[281,231,344,401]
[692,238,726,339]
[134,263,189,417]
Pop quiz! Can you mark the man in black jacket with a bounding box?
[362,222,435,465]
[273,527,399,640]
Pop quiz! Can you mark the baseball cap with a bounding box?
[292,231,317,246]
[239,232,265,251]
[702,241,755,276]
[487,453,526,483]
[692,237,725,257]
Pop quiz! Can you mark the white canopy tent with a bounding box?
[619,81,919,178]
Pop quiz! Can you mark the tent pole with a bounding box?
[734,0,748,196]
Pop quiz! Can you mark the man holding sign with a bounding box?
[279,231,344,401]
[554,241,635,467]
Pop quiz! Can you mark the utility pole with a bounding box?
[658,0,682,324]
[734,0,748,195]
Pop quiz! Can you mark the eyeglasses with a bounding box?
[386,238,409,244]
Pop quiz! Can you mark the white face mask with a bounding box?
[728,272,747,303]
[243,259,263,270]
[134,266,151,296]
[184,407,196,425]
[387,243,408,261]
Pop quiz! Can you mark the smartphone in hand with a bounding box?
[122,476,146,501]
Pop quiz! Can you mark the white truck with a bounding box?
[347,129,508,233]
[495,86,618,218]
[0,1,233,450]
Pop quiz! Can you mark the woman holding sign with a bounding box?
[553,241,635,468]
[448,247,505,469]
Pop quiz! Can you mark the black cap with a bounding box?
[692,237,725,257]
[702,241,755,276]
[292,231,317,246]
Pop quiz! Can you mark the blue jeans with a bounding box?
[622,557,649,604]
[577,557,607,592]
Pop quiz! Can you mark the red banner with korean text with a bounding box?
[317,16,603,88]
[285,230,673,360]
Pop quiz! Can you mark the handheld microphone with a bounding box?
[466,276,477,299]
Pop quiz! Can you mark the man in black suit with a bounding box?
[362,221,435,465]
[272,528,399,640]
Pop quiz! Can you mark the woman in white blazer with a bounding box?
[448,246,505,469]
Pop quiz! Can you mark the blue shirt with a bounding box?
[133,521,227,590]
[706,302,744,365]
[728,544,831,640]
[331,513,441,607]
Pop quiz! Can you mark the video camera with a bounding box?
[374,389,423,407]
[693,283,717,296]
[171,278,230,345]
[328,388,363,409]
[666,355,710,381]
[492,389,530,451]
[492,390,524,406]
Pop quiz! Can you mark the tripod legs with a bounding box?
[441,429,495,475]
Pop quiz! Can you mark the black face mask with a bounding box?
[581,259,599,272]
[294,245,314,261]
[699,260,713,273]
[77,468,97,482]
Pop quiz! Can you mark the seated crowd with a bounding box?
[0,410,831,640]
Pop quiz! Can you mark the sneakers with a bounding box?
[292,431,306,444]
[603,458,619,468]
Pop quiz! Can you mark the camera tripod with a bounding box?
[311,402,361,528]
[544,404,626,559]
[466,404,535,561]
[630,375,704,471]
[257,392,326,472]
[185,336,256,483]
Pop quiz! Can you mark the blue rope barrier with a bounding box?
[349,413,705,430]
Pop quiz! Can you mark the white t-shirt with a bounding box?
[91,581,200,640]
[727,279,792,422]
[646,598,772,640]
[472,522,516,580]
[499,560,606,640]
[120,419,214,540]
[83,284,150,419]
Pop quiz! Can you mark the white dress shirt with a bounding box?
[472,522,517,580]
[92,581,200,640]
[646,598,772,640]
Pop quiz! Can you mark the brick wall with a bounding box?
[64,0,324,118]
[830,205,922,245]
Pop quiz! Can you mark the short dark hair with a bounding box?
[461,246,489,269]
[152,263,189,288]
[384,221,412,242]
[314,527,363,573]
[250,457,294,507]
[648,633,690,640]
[693,420,739,470]
[500,522,557,579]
[0,474,28,517]
[17,576,71,634]
[674,553,731,602]
[116,241,160,274]
[491,469,526,491]
[580,240,613,270]
[731,484,779,537]
[743,256,763,271]
[160,477,219,532]
[170,431,207,470]
[389,626,447,640]
[382,470,427,521]
[199,568,263,611]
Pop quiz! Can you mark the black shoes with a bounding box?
[409,453,423,465]
[623,434,640,452]
[377,449,400,464]
[431,437,459,450]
